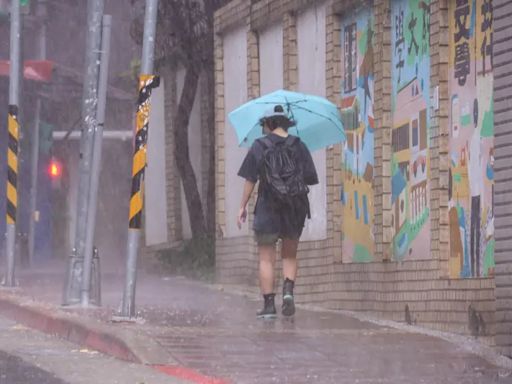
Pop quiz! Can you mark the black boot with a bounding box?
[282,278,295,317]
[257,293,277,319]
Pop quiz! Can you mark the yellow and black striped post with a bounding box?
[121,74,160,317]
[128,74,160,229]
[121,0,159,319]
[6,105,19,226]
[5,104,20,287]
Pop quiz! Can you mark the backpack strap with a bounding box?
[256,137,274,182]
[284,135,299,147]
[258,135,298,149]
[256,136,273,152]
[261,136,274,149]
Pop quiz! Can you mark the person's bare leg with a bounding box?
[258,244,277,318]
[281,238,299,316]
[259,244,276,294]
[282,238,299,280]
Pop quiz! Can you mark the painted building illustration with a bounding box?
[390,0,431,260]
[340,5,375,263]
[448,0,494,278]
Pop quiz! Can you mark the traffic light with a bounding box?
[48,157,63,189]
[49,160,61,178]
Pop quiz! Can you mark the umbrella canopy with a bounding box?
[228,89,345,152]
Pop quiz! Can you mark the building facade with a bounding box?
[493,0,512,359]
[214,0,512,352]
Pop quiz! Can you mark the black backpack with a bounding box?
[258,136,310,221]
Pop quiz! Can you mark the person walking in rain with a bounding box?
[237,105,318,318]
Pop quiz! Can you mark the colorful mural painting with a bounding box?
[340,5,375,263]
[390,0,431,260]
[448,0,494,278]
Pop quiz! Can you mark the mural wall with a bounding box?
[340,5,375,263]
[390,0,431,260]
[448,0,494,278]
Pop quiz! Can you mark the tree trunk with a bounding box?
[204,0,216,235]
[174,65,207,238]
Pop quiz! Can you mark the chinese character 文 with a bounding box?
[408,12,419,56]
[419,1,431,54]
[454,0,470,43]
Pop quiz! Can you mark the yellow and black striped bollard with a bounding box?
[129,74,160,229]
[6,105,19,226]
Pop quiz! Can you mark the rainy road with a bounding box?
[11,266,512,384]
[0,350,67,384]
[0,316,186,384]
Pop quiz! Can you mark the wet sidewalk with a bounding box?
[2,260,512,384]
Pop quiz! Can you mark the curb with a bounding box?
[0,291,230,383]
[0,293,141,362]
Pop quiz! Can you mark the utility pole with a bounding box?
[28,0,48,267]
[63,0,104,305]
[81,14,111,307]
[120,0,159,318]
[3,0,21,287]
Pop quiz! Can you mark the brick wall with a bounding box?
[493,0,512,358]
[214,0,497,340]
[373,0,393,262]
[429,0,450,278]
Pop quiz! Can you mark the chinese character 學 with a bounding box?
[454,0,471,86]
[455,41,470,86]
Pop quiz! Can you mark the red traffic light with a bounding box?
[48,158,62,178]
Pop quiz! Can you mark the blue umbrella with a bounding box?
[228,89,345,152]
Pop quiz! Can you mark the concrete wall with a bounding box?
[259,23,284,94]
[145,80,169,246]
[223,25,249,238]
[297,3,328,241]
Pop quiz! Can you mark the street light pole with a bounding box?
[120,0,159,318]
[3,0,21,287]
[28,0,48,267]
[63,0,104,305]
[81,14,112,307]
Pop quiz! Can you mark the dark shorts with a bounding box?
[254,230,302,246]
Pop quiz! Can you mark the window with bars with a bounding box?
[344,23,358,93]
